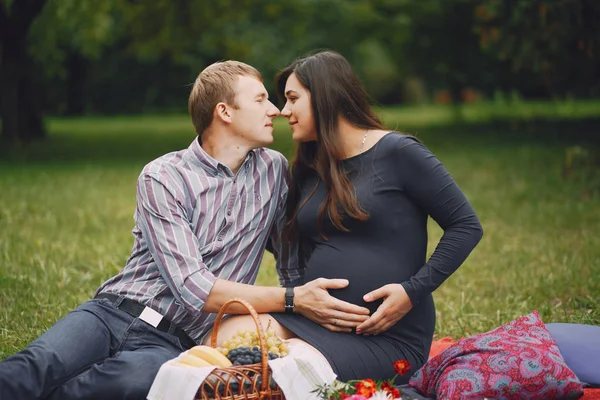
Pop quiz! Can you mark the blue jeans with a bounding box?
[0,297,189,400]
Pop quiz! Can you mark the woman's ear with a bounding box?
[215,102,232,124]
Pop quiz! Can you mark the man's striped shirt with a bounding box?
[97,138,301,342]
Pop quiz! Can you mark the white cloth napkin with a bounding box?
[147,353,215,400]
[147,341,336,400]
[268,341,337,400]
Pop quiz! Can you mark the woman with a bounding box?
[209,50,483,384]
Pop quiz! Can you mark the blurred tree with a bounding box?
[29,0,116,114]
[0,0,48,143]
[70,0,384,113]
[6,0,598,133]
[474,0,600,97]
[371,0,509,104]
[0,0,116,142]
[115,0,375,98]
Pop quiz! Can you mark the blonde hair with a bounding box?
[188,61,262,137]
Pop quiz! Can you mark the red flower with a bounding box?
[355,379,377,398]
[380,381,401,398]
[393,359,411,376]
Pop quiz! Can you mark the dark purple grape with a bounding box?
[228,381,239,393]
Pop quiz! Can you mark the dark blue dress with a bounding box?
[271,133,483,383]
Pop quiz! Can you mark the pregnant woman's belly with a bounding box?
[299,240,436,360]
[303,242,414,314]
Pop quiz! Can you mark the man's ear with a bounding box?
[215,102,232,124]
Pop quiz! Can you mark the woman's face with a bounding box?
[281,73,317,142]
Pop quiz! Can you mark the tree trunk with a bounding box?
[0,0,48,144]
[0,43,21,143]
[0,38,45,143]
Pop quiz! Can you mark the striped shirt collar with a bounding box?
[188,136,256,176]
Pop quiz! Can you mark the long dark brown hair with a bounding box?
[276,50,386,240]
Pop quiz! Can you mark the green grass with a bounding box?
[1,101,599,359]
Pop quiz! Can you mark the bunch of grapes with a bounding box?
[227,346,279,365]
[216,327,289,361]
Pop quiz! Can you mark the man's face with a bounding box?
[229,75,280,148]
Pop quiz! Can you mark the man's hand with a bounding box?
[356,284,413,335]
[293,278,371,332]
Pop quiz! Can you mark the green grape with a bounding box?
[218,347,229,356]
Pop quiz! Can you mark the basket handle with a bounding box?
[210,298,271,397]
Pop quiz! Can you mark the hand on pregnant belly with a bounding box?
[356,284,414,335]
[295,278,371,332]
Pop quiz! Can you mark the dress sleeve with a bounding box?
[136,172,217,314]
[395,137,483,305]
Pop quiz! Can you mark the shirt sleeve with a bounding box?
[266,156,304,288]
[396,137,484,305]
[136,172,217,315]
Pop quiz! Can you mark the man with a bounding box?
[0,61,370,400]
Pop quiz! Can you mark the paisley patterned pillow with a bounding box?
[409,311,583,400]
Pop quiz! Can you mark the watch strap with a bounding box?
[284,286,295,313]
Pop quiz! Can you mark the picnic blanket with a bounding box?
[148,337,600,400]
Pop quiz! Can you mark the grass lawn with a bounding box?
[1,101,599,359]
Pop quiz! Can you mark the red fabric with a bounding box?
[410,311,584,400]
[428,336,458,359]
[583,388,600,399]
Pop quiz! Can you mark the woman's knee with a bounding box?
[204,314,296,345]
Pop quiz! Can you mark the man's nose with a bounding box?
[268,102,280,117]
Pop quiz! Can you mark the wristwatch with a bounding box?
[284,287,295,313]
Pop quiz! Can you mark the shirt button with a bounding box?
[227,211,231,216]
[218,237,223,242]
[256,195,261,201]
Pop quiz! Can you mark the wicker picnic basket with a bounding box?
[194,298,285,400]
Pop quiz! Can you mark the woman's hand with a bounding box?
[356,284,413,335]
[294,278,371,332]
